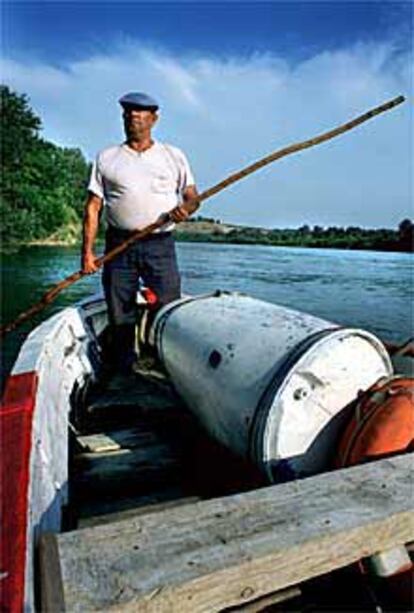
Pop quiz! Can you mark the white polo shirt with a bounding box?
[88,141,195,231]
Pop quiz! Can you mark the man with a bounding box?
[81,92,199,374]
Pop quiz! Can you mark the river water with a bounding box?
[1,242,413,385]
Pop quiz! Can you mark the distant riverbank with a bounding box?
[3,218,413,254]
[175,219,413,253]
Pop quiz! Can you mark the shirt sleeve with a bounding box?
[88,157,104,199]
[177,149,196,193]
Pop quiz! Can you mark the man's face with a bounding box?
[123,107,158,140]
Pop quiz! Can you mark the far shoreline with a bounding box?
[1,218,412,254]
[1,238,412,256]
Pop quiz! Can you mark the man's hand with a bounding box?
[81,251,99,274]
[169,204,190,223]
[169,185,199,223]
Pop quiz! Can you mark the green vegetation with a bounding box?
[0,85,90,244]
[178,219,413,252]
[1,86,412,253]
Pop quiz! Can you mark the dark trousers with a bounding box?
[102,227,181,371]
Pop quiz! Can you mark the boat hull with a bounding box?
[1,295,107,612]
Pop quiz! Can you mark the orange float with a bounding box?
[336,376,414,468]
[336,376,413,606]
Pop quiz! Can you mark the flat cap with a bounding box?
[119,92,159,110]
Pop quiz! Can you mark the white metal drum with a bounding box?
[152,292,393,482]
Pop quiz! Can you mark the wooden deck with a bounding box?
[44,453,413,612]
[36,361,414,612]
[70,364,265,529]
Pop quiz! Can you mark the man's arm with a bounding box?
[170,185,199,222]
[81,192,103,274]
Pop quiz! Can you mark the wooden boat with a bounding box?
[1,292,413,612]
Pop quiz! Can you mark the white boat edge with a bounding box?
[2,293,107,612]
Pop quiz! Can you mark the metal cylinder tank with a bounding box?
[152,292,393,482]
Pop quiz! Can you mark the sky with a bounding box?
[1,0,413,229]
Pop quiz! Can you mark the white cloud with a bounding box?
[1,40,412,227]
[147,52,202,109]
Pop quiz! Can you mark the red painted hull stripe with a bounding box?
[1,372,38,613]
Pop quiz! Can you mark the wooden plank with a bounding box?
[74,444,183,496]
[38,533,65,613]
[83,400,189,434]
[79,496,201,528]
[76,428,162,453]
[77,432,122,453]
[57,453,414,612]
[222,585,301,612]
[132,366,169,383]
[86,375,180,413]
[77,487,186,522]
[87,393,179,412]
[81,374,186,433]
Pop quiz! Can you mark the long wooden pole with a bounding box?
[0,95,405,338]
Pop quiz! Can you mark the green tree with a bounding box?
[0,85,89,243]
[398,219,414,251]
[1,86,42,240]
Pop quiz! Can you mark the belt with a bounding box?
[107,226,172,241]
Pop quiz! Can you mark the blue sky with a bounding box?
[2,1,413,228]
